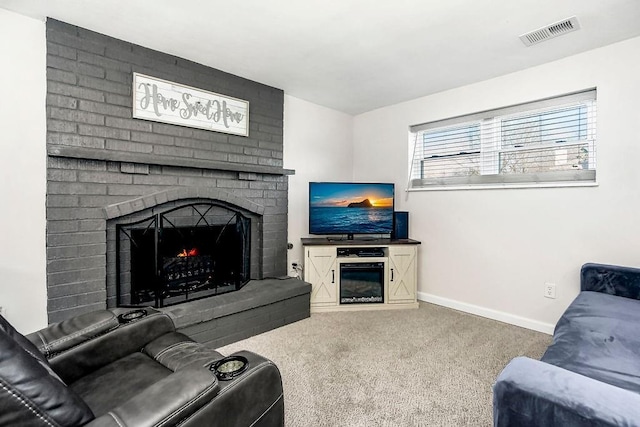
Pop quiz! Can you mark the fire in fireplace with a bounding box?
[339,261,385,304]
[116,202,251,308]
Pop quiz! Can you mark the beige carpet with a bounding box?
[218,302,551,426]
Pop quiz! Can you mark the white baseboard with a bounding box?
[417,292,554,335]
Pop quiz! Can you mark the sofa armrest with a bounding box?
[26,309,119,357]
[581,263,640,300]
[189,350,285,426]
[494,357,640,427]
[47,308,176,384]
[85,367,220,427]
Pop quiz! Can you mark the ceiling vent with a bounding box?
[519,16,580,47]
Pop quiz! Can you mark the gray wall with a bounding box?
[46,19,289,323]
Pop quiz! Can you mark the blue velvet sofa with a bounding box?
[494,263,640,426]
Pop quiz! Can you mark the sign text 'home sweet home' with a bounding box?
[133,73,249,137]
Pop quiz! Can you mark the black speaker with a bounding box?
[392,211,409,240]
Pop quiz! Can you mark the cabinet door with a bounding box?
[388,246,417,302]
[304,247,338,305]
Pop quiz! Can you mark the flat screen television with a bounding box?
[309,182,395,238]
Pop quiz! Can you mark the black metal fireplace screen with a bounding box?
[116,203,250,308]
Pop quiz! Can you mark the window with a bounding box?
[409,89,597,189]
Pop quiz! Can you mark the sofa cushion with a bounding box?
[70,352,172,418]
[542,291,640,393]
[581,262,640,299]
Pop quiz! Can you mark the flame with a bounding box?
[177,248,199,257]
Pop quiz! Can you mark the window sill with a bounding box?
[407,181,599,192]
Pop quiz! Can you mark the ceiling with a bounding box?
[2,0,640,115]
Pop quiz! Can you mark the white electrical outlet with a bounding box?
[544,283,557,299]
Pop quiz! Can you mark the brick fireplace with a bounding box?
[45,19,295,325]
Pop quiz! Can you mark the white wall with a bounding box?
[0,9,48,333]
[283,95,354,271]
[353,36,640,333]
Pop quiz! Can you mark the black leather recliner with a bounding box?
[0,307,284,426]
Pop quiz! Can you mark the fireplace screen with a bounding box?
[116,203,250,308]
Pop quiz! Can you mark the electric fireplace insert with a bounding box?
[339,261,385,304]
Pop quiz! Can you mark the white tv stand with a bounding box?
[302,238,421,313]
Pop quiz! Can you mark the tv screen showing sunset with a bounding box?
[309,182,394,235]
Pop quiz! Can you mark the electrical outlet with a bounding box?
[544,283,557,299]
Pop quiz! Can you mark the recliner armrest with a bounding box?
[494,357,640,426]
[581,262,640,300]
[48,308,176,384]
[85,366,220,427]
[26,309,119,357]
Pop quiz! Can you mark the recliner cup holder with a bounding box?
[210,355,249,380]
[117,309,147,324]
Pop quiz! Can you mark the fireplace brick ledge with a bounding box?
[48,145,295,177]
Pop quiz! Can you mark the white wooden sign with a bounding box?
[132,73,249,137]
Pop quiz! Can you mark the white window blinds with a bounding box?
[409,89,597,189]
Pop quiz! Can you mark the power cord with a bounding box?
[291,262,303,279]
